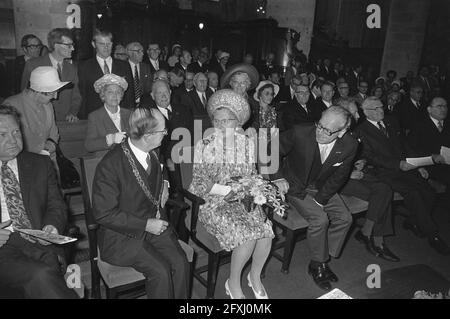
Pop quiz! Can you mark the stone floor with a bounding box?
[68,194,450,299]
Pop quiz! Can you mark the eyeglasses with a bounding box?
[315,122,342,136]
[213,119,237,125]
[147,129,168,136]
[55,42,74,48]
[26,44,42,49]
[95,42,113,47]
[129,49,144,53]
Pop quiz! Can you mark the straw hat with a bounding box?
[93,74,128,94]
[207,89,250,126]
[253,80,280,102]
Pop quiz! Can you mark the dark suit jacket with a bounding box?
[310,98,329,122]
[180,90,211,137]
[14,56,26,94]
[346,71,360,95]
[174,62,195,74]
[189,61,208,74]
[92,140,168,265]
[276,85,295,104]
[84,107,131,157]
[407,116,450,156]
[397,97,428,133]
[172,86,192,106]
[355,116,413,174]
[319,66,333,81]
[20,54,82,120]
[272,124,358,205]
[148,58,169,73]
[0,152,68,234]
[131,62,152,102]
[281,97,315,131]
[78,57,134,119]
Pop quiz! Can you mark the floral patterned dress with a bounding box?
[188,130,274,251]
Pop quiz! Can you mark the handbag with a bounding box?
[55,145,80,189]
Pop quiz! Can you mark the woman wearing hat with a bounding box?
[221,64,260,129]
[250,80,282,134]
[84,74,131,157]
[167,44,182,68]
[189,90,274,299]
[3,66,69,158]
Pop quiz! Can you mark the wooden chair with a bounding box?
[176,147,233,299]
[79,157,194,299]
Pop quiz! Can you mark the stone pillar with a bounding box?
[380,0,430,77]
[266,0,316,57]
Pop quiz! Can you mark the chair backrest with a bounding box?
[79,156,102,258]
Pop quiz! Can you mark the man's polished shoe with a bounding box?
[323,263,338,282]
[354,230,377,256]
[371,242,400,262]
[403,220,426,238]
[308,262,332,291]
[428,236,450,256]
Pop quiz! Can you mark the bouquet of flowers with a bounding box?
[224,175,288,219]
[413,290,450,299]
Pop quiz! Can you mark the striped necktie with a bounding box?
[134,65,141,102]
[103,59,110,74]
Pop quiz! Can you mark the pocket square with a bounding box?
[333,162,343,167]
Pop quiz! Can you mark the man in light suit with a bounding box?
[92,108,189,299]
[272,106,357,291]
[0,105,77,299]
[20,28,81,122]
[126,42,152,106]
[78,29,134,119]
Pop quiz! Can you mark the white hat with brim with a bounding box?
[220,63,260,90]
[253,80,280,102]
[94,74,129,94]
[29,66,70,93]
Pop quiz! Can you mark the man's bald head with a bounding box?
[151,80,171,108]
[428,97,448,121]
[316,106,351,144]
[126,42,144,64]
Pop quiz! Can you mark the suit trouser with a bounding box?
[130,226,189,299]
[0,233,78,299]
[378,170,438,236]
[288,193,353,263]
[341,177,393,236]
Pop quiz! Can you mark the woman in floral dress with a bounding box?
[189,89,274,299]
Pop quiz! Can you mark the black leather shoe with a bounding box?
[354,230,378,256]
[403,220,426,238]
[323,263,338,282]
[308,263,332,291]
[371,242,401,262]
[428,236,450,255]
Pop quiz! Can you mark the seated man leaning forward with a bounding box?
[0,105,77,299]
[92,107,189,299]
[272,106,358,291]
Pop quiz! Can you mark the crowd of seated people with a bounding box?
[1,25,450,299]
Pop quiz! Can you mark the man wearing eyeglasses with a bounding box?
[356,97,450,255]
[20,28,81,123]
[271,106,358,291]
[92,107,189,299]
[78,29,134,119]
[126,42,152,106]
[147,43,169,73]
[14,34,42,94]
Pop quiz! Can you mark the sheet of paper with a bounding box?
[15,229,77,245]
[318,288,353,299]
[406,156,434,167]
[441,146,450,164]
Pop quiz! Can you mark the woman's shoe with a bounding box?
[225,279,245,299]
[247,273,269,299]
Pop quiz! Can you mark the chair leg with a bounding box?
[281,229,296,274]
[188,253,196,299]
[106,287,117,299]
[206,253,220,299]
[90,261,101,299]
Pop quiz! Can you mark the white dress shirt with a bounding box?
[209,87,216,93]
[0,158,19,231]
[96,55,112,74]
[196,90,207,106]
[149,58,159,71]
[318,140,336,164]
[430,116,443,131]
[49,53,62,71]
[367,119,386,131]
[105,105,122,131]
[410,98,420,109]
[157,105,172,120]
[129,61,140,78]
[323,100,332,108]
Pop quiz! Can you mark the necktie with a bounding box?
[155,60,159,71]
[201,94,207,107]
[134,65,141,102]
[103,59,110,74]
[57,62,62,78]
[301,104,308,114]
[146,154,152,176]
[377,121,388,137]
[437,121,444,133]
[167,108,172,121]
[1,161,35,242]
